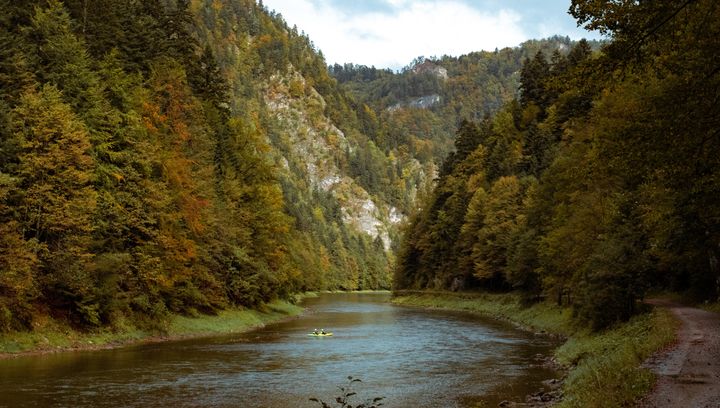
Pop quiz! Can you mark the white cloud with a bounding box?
[265,0,527,70]
[383,0,413,8]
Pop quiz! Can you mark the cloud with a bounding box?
[264,0,527,70]
[383,0,413,8]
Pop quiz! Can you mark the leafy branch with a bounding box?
[309,376,385,408]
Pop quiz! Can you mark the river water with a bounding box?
[0,293,559,407]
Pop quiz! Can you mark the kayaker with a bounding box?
[313,328,319,335]
[320,328,326,335]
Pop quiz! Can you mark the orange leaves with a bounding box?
[163,156,192,187]
[180,194,210,234]
[161,153,210,235]
[159,232,197,264]
[142,101,166,133]
[257,34,273,46]
[173,121,192,143]
[161,85,194,143]
[142,60,215,237]
[142,82,195,144]
[0,222,38,296]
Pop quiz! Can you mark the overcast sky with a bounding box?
[262,0,602,70]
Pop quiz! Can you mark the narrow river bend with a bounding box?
[0,293,559,407]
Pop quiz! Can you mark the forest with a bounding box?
[0,0,401,332]
[394,0,720,329]
[0,0,717,336]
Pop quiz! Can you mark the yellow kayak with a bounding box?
[307,332,333,337]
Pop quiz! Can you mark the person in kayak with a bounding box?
[313,328,319,335]
[320,328,326,335]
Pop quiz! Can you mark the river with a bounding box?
[0,293,559,407]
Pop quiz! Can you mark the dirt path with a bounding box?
[639,300,720,408]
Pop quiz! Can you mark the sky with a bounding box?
[262,0,603,70]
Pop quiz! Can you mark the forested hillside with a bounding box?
[2,0,716,336]
[1,0,607,335]
[189,0,404,290]
[394,0,720,329]
[329,37,603,185]
[0,0,412,332]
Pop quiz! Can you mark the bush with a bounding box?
[310,377,384,408]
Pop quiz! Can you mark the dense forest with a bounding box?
[1,0,716,335]
[0,0,584,333]
[394,0,720,329]
[0,0,404,332]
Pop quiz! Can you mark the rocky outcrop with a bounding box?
[412,59,448,80]
[264,70,401,247]
[387,94,441,112]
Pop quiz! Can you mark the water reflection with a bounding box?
[0,293,559,407]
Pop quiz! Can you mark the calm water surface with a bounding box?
[0,293,559,407]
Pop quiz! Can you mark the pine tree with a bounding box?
[453,119,482,162]
[0,168,39,331]
[12,85,98,325]
[0,2,35,106]
[25,0,98,111]
[519,51,550,109]
[472,176,521,289]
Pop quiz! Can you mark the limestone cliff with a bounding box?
[263,70,400,248]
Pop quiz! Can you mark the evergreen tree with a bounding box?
[12,85,98,325]
[519,51,550,109]
[472,176,521,289]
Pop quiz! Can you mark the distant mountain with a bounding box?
[330,36,603,167]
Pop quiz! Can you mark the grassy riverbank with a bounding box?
[392,292,678,407]
[0,300,303,357]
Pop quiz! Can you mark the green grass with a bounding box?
[392,291,678,407]
[555,308,676,407]
[392,291,574,335]
[168,300,302,336]
[0,300,303,355]
[645,291,720,314]
[0,318,151,354]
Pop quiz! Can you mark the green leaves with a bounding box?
[0,0,345,331]
[10,84,98,326]
[397,0,720,329]
[309,377,384,408]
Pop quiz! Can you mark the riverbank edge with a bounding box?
[0,299,305,359]
[391,291,678,407]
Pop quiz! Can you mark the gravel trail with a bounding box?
[639,300,720,408]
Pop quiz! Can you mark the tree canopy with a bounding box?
[395,0,720,329]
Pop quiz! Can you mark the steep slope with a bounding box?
[0,0,412,332]
[189,0,423,290]
[264,70,395,248]
[0,0,640,337]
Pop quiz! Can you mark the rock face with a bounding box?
[264,70,400,247]
[387,94,441,112]
[412,59,449,80]
[385,60,446,112]
[264,71,348,192]
[408,94,441,108]
[342,196,391,250]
